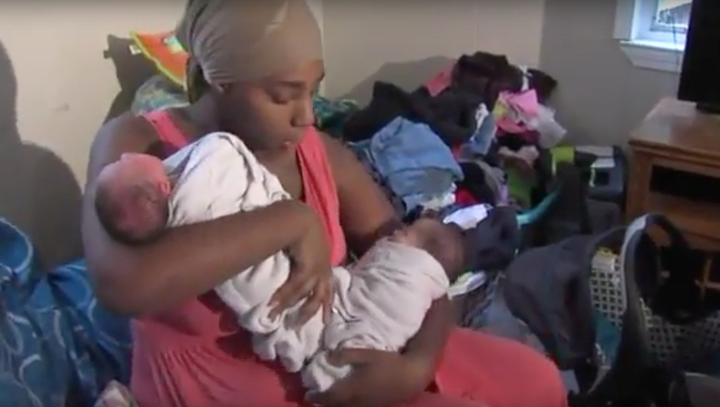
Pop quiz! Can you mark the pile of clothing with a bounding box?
[343,51,566,218]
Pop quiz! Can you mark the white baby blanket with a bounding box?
[164,132,450,392]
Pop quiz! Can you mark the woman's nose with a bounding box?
[291,97,315,128]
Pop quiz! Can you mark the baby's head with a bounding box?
[94,153,172,245]
[389,217,466,280]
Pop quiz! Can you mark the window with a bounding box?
[614,0,691,72]
[633,0,690,46]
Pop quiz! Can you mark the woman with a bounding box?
[82,1,568,406]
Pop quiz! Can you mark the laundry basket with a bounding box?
[573,214,720,406]
[516,190,558,227]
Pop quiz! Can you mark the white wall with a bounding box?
[0,4,184,264]
[0,2,545,265]
[322,1,546,102]
[539,0,678,146]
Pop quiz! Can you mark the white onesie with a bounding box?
[163,132,450,392]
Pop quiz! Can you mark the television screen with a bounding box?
[678,0,720,112]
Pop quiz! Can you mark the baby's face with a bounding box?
[389,218,465,279]
[388,218,444,248]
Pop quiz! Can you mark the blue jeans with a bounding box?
[351,117,462,214]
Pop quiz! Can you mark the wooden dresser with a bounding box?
[627,98,720,257]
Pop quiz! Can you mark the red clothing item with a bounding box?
[130,111,567,407]
[455,187,479,206]
[451,146,479,206]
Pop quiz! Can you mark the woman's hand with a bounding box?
[307,348,431,407]
[269,202,334,326]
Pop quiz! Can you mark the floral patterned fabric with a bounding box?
[0,219,131,407]
[130,75,188,116]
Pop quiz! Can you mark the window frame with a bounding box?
[614,0,687,73]
[634,0,688,44]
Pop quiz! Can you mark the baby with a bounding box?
[94,133,465,392]
[94,152,172,245]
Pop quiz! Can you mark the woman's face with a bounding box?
[215,59,324,152]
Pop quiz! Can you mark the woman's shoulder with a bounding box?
[316,131,362,186]
[316,132,350,169]
[94,112,159,152]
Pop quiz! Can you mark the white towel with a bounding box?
[165,132,450,392]
[166,132,315,370]
[302,240,449,392]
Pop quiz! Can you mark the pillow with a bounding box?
[131,74,189,115]
[130,31,188,88]
[0,217,131,406]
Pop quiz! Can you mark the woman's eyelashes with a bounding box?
[270,90,301,105]
[268,80,316,105]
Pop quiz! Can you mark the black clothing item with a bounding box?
[463,206,520,271]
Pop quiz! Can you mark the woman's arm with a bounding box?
[322,133,453,380]
[403,296,454,382]
[83,115,313,316]
[321,135,401,255]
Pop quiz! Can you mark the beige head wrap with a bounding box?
[176,0,322,96]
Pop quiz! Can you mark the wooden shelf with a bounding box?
[627,99,720,293]
[627,98,720,254]
[645,193,720,241]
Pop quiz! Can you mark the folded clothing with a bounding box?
[343,82,478,147]
[351,117,463,215]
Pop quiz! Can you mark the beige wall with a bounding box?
[322,2,546,102]
[0,1,544,266]
[539,0,678,146]
[0,4,184,265]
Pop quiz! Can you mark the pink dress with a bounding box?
[131,111,568,407]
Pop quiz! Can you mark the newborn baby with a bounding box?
[94,152,172,244]
[301,217,464,392]
[93,133,465,393]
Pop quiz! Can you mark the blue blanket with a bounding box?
[0,219,131,407]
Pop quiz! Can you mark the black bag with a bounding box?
[571,214,720,407]
[503,226,622,387]
[503,213,720,406]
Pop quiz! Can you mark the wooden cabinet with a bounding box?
[627,98,720,291]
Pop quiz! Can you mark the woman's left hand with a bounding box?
[306,348,431,407]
